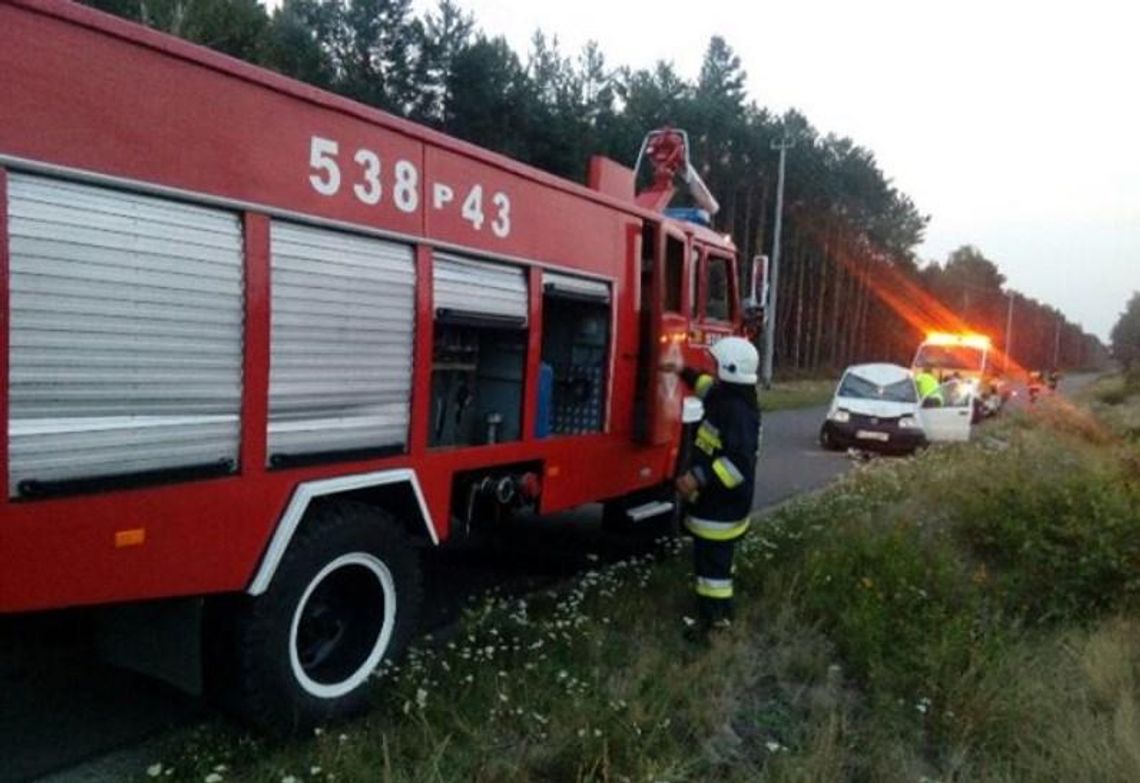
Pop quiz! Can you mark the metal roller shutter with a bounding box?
[268,222,415,463]
[543,271,610,303]
[6,174,244,497]
[433,253,528,325]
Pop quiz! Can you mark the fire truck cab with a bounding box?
[0,0,759,731]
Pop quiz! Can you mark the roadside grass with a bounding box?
[1079,371,1140,407]
[1079,372,1140,441]
[760,378,836,412]
[147,389,1140,783]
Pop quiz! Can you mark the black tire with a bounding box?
[819,423,841,451]
[216,500,422,735]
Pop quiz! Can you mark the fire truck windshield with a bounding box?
[914,344,985,372]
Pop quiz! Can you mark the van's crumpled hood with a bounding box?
[832,397,917,419]
[829,363,918,420]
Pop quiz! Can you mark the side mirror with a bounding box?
[743,254,768,338]
[744,254,769,310]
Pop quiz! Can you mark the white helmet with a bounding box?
[709,336,759,385]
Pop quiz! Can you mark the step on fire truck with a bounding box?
[0,0,763,731]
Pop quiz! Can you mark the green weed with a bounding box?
[145,393,1140,783]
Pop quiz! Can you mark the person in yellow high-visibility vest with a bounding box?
[915,367,943,406]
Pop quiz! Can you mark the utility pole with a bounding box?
[1003,291,1015,373]
[762,134,793,388]
[1052,316,1062,369]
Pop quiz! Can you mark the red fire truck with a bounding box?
[0,0,759,730]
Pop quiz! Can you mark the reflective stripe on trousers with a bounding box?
[685,515,750,541]
[695,576,733,598]
[693,534,737,623]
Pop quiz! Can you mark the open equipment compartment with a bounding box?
[537,272,611,437]
[429,253,528,447]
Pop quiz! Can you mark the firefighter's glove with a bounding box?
[675,471,701,503]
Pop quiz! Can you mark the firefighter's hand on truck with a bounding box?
[675,472,700,500]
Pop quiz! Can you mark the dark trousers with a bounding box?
[692,535,736,624]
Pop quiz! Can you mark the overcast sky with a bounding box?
[402,0,1138,339]
[263,0,1137,338]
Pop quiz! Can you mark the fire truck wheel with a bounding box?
[228,501,422,734]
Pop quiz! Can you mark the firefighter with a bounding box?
[671,336,761,637]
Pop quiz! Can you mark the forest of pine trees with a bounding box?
[82,0,1107,373]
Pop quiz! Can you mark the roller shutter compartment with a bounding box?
[6,174,244,497]
[542,271,610,303]
[433,253,527,327]
[267,222,415,465]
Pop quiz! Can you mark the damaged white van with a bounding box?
[820,363,973,454]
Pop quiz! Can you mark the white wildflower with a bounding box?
[310,766,322,776]
[205,775,223,783]
[415,687,428,709]
[147,764,164,778]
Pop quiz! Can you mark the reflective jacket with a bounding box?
[680,369,761,528]
[915,371,941,402]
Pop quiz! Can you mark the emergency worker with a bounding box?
[672,337,761,636]
[915,366,942,406]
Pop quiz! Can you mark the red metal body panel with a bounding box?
[0,168,8,517]
[241,214,272,476]
[0,0,739,614]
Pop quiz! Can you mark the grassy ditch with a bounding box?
[761,378,836,412]
[147,385,1140,782]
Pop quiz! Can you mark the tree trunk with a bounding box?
[793,241,806,370]
[828,241,845,369]
[811,222,832,371]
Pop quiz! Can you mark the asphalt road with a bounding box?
[0,402,860,783]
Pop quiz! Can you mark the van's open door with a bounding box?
[920,379,974,442]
